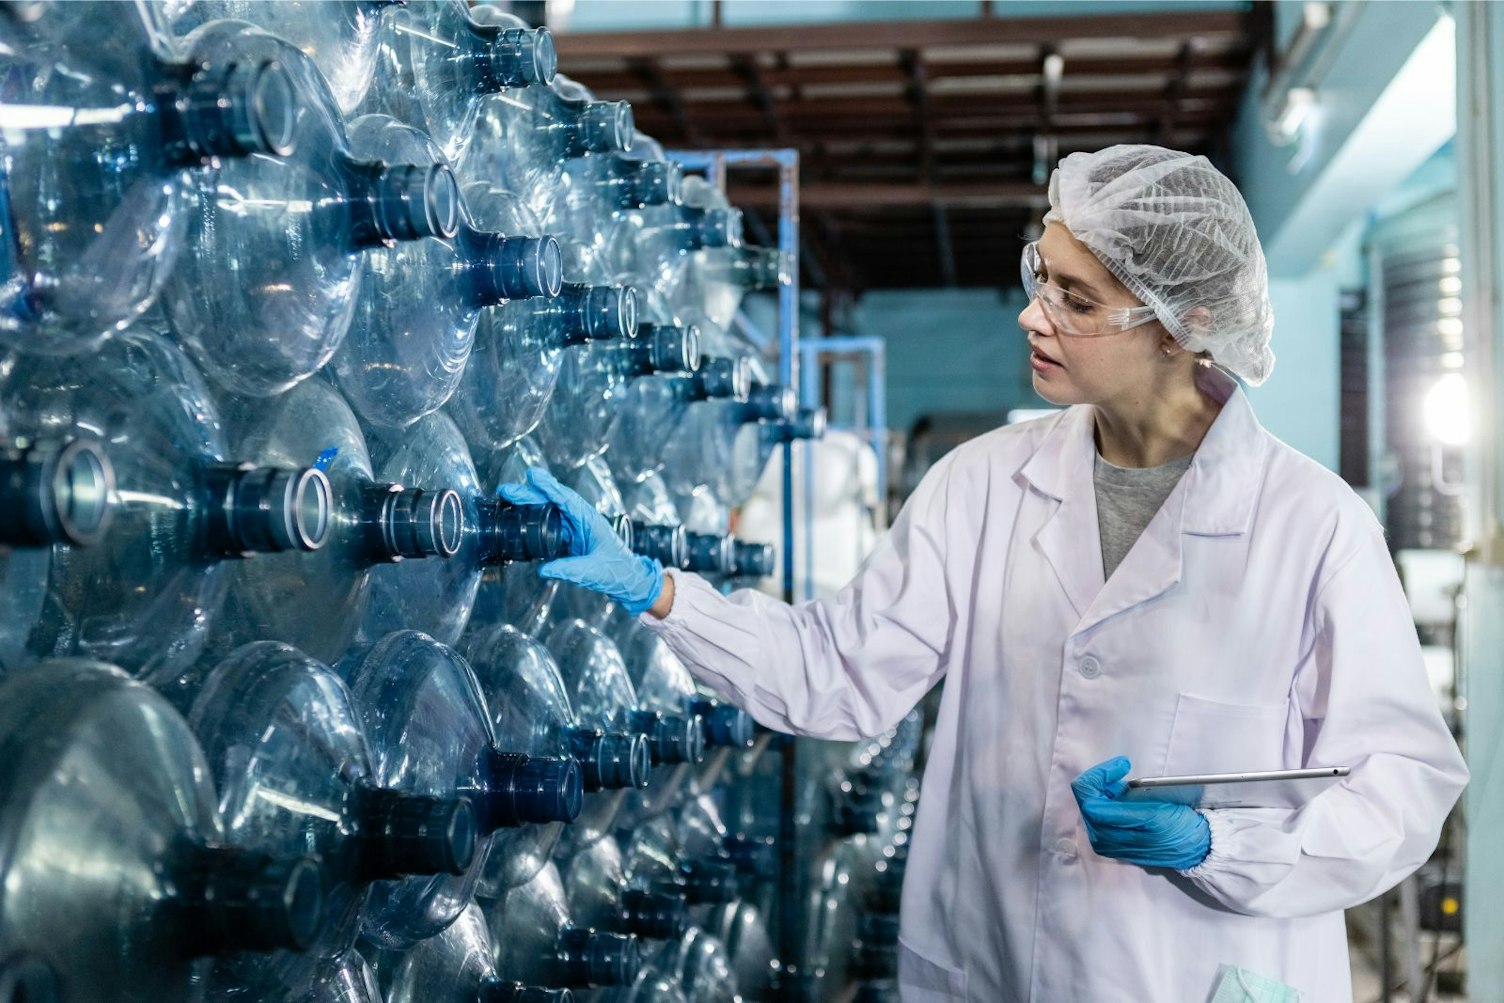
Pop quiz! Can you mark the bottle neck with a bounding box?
[620,323,700,378]
[556,928,642,988]
[626,709,705,766]
[545,284,637,346]
[477,749,583,831]
[350,786,477,881]
[660,206,742,252]
[346,160,460,247]
[468,22,557,92]
[602,160,683,209]
[729,539,776,579]
[683,356,752,402]
[474,499,568,565]
[683,532,734,576]
[736,383,798,424]
[464,229,563,305]
[175,843,324,956]
[554,97,634,158]
[564,727,651,791]
[0,437,114,547]
[158,56,297,164]
[629,521,686,569]
[201,464,331,557]
[621,889,689,941]
[729,246,793,290]
[359,483,463,562]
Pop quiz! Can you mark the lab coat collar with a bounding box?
[1016,366,1269,629]
[1018,366,1267,537]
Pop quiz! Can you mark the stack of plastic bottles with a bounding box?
[0,3,940,1001]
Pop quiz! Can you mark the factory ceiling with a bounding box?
[555,4,1270,296]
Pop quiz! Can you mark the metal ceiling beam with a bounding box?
[728,179,1048,209]
[553,10,1251,58]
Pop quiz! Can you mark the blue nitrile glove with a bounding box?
[1070,756,1211,871]
[499,466,664,616]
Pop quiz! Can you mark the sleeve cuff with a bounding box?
[1180,809,1234,879]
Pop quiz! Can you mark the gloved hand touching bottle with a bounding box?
[1070,756,1211,871]
[500,466,665,616]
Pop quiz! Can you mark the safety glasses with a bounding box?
[1021,241,1159,337]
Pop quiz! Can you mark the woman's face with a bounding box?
[1018,222,1173,408]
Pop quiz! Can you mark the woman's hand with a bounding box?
[499,467,665,616]
[1071,757,1211,871]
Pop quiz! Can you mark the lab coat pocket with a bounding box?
[898,936,968,1001]
[1164,692,1290,777]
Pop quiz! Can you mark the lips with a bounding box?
[1029,342,1062,367]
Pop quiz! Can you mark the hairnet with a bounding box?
[1042,145,1275,386]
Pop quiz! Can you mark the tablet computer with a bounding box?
[1122,767,1351,809]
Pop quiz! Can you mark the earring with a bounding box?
[1162,347,1175,358]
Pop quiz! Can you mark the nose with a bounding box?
[1019,294,1052,336]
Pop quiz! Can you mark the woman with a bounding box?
[504,146,1468,1001]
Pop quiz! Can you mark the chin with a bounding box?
[1031,373,1085,407]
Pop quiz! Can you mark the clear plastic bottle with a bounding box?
[211,377,459,665]
[362,1,555,162]
[486,861,644,990]
[604,355,753,487]
[546,132,685,262]
[0,414,115,671]
[337,630,583,950]
[162,20,460,397]
[562,835,690,943]
[289,949,386,1003]
[532,310,702,474]
[668,175,791,330]
[658,927,741,1003]
[360,411,567,647]
[157,0,401,115]
[462,624,651,887]
[371,901,572,1003]
[619,817,741,911]
[461,68,632,207]
[184,641,480,997]
[448,274,639,455]
[332,116,563,430]
[0,326,330,684]
[0,659,324,1003]
[0,6,297,354]
[699,901,779,1002]
[605,203,743,306]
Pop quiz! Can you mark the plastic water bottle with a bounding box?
[360,411,567,646]
[337,630,583,949]
[449,265,639,453]
[462,625,651,890]
[331,116,562,429]
[157,0,402,115]
[606,203,743,306]
[547,131,684,251]
[371,901,572,1003]
[660,376,799,504]
[0,326,330,684]
[362,1,555,162]
[184,641,480,996]
[0,7,297,354]
[212,377,460,665]
[604,355,753,488]
[0,659,325,1003]
[562,835,690,942]
[485,861,644,990]
[674,243,793,334]
[162,20,460,397]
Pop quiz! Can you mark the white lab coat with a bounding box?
[642,366,1468,1002]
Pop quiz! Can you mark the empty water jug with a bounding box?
[674,243,792,336]
[619,817,741,911]
[184,641,479,996]
[163,20,459,397]
[486,862,643,990]
[372,901,572,1003]
[361,411,567,646]
[700,901,778,1002]
[449,268,639,455]
[463,623,651,883]
[563,835,690,943]
[605,356,752,487]
[0,327,329,683]
[0,660,324,1002]
[655,928,741,1003]
[532,315,699,474]
[0,5,296,354]
[363,1,555,162]
[337,630,583,949]
[213,377,458,664]
[290,948,385,1003]
[545,132,684,260]
[333,116,562,429]
[606,200,742,305]
[158,0,401,115]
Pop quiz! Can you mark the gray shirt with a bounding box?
[1093,451,1194,579]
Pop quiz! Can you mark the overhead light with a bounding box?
[1424,372,1471,448]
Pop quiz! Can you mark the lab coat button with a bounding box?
[1079,656,1102,679]
[1054,838,1077,856]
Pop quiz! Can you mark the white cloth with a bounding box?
[642,366,1468,1002]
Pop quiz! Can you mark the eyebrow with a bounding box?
[1036,248,1106,301]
